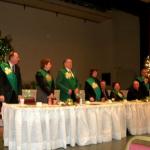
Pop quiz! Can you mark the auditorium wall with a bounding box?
[0,1,140,89]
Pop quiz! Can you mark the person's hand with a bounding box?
[90,97,95,102]
[74,88,79,95]
[48,93,55,104]
[49,93,54,99]
[48,98,52,105]
[53,99,58,105]
[68,89,72,95]
[0,95,5,102]
[48,93,58,105]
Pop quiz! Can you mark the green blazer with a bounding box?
[56,68,79,101]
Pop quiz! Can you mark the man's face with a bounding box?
[133,81,139,90]
[10,52,20,65]
[100,81,106,89]
[92,71,98,78]
[114,83,120,91]
[64,59,72,70]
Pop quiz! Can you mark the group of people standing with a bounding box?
[36,58,80,103]
[0,50,149,104]
[0,51,80,104]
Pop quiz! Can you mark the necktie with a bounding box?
[12,65,15,73]
[69,70,74,78]
[103,90,107,99]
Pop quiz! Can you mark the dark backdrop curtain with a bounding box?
[140,11,150,68]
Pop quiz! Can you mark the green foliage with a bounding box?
[0,33,13,62]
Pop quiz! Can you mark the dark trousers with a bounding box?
[70,90,77,102]
[8,91,18,104]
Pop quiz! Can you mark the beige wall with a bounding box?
[0,2,140,89]
[112,10,140,88]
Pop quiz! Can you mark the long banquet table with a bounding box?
[126,101,150,135]
[2,101,150,150]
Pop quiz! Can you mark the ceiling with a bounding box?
[53,0,150,15]
[0,0,149,23]
[0,0,112,23]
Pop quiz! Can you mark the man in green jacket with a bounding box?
[56,58,79,102]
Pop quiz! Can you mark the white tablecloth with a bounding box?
[125,101,150,135]
[2,102,126,150]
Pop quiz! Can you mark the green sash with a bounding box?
[0,62,18,94]
[61,69,77,89]
[137,76,149,91]
[112,90,124,99]
[137,76,144,83]
[38,69,52,88]
[87,77,101,101]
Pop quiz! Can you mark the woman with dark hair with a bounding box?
[110,82,124,101]
[35,58,55,103]
[84,69,101,101]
